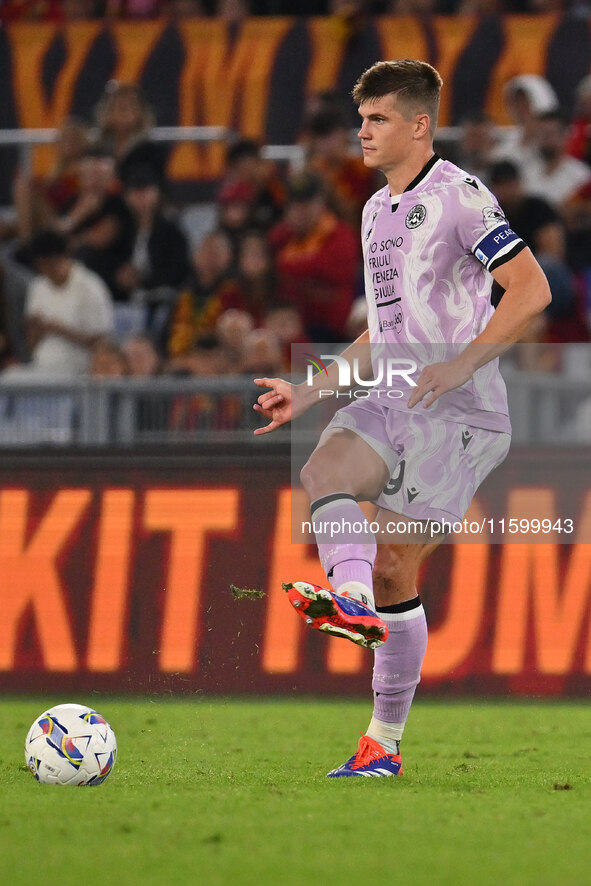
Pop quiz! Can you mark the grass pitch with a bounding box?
[1,697,591,886]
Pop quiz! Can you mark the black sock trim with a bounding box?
[310,493,357,517]
[376,596,421,614]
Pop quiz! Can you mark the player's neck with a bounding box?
[385,148,436,197]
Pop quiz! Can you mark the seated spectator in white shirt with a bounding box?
[17,229,114,377]
[523,111,591,208]
[491,74,559,174]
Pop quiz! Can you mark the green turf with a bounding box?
[1,698,591,886]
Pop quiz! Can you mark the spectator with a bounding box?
[63,0,103,16]
[118,165,190,297]
[15,229,114,377]
[0,265,18,369]
[0,258,32,367]
[219,139,284,235]
[522,111,591,208]
[164,0,205,17]
[301,91,350,130]
[566,74,591,167]
[240,327,283,375]
[57,147,136,300]
[386,0,437,15]
[94,81,166,188]
[122,334,162,375]
[490,160,589,343]
[89,338,129,376]
[0,1,60,20]
[217,181,258,246]
[492,75,559,174]
[167,230,235,356]
[0,0,101,18]
[203,231,277,328]
[558,178,591,338]
[216,0,250,25]
[13,117,90,241]
[454,112,497,185]
[269,172,358,342]
[235,232,276,319]
[301,108,379,224]
[454,0,501,13]
[262,305,307,372]
[216,308,255,370]
[106,0,162,15]
[167,333,243,433]
[489,160,565,258]
[167,333,228,376]
[118,161,191,349]
[121,333,166,431]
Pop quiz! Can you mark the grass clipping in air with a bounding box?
[230,584,266,600]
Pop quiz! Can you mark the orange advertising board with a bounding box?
[1,453,590,695]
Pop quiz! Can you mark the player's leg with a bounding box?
[368,522,441,757]
[327,420,511,777]
[285,426,391,648]
[327,517,441,777]
[300,426,390,602]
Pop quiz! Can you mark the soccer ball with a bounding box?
[24,703,117,786]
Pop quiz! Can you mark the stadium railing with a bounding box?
[0,367,588,447]
[0,124,475,180]
[0,125,307,180]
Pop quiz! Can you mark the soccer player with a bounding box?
[253,60,551,777]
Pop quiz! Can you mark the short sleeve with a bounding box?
[456,178,526,273]
[25,278,44,317]
[79,274,115,336]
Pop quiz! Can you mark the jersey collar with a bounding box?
[390,153,442,211]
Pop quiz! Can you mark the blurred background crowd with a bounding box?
[0,29,591,392]
[1,0,584,21]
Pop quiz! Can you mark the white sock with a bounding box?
[337,580,375,610]
[366,715,404,754]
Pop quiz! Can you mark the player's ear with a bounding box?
[414,113,431,139]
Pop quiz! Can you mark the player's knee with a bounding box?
[300,453,335,499]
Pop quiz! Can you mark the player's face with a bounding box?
[357,95,421,176]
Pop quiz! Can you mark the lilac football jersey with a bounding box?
[362,155,525,433]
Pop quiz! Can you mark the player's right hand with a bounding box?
[253,377,293,435]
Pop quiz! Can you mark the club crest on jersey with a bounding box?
[405,204,426,229]
[482,205,507,230]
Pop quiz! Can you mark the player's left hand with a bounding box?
[407,357,474,409]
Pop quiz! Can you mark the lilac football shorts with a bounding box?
[319,398,511,523]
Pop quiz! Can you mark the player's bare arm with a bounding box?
[408,247,551,409]
[253,329,372,435]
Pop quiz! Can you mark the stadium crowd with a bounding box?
[0,0,583,23]
[0,71,590,393]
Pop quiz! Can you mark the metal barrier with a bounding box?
[504,366,591,445]
[0,124,473,181]
[0,126,310,180]
[0,367,588,447]
[0,375,277,446]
